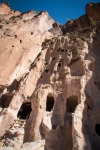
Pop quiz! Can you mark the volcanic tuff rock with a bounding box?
[62,3,100,34]
[0,2,100,150]
[0,3,10,15]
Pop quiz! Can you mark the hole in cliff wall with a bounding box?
[66,96,78,113]
[61,49,64,52]
[15,35,17,38]
[95,124,100,136]
[17,102,32,119]
[58,63,61,67]
[20,40,22,43]
[45,69,49,73]
[46,96,54,111]
[31,32,33,35]
[52,57,56,60]
[0,95,13,108]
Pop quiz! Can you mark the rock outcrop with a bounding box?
[62,3,100,34]
[0,2,100,150]
[0,3,10,15]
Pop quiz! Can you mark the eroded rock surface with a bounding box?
[0,2,100,150]
[63,3,100,34]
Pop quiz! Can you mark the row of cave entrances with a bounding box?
[1,95,100,136]
[17,96,100,136]
[17,96,78,119]
[17,96,55,119]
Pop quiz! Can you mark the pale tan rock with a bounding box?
[0,2,100,150]
[0,3,10,15]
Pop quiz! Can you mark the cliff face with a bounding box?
[0,3,100,150]
[63,3,100,34]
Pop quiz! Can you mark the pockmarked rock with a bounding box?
[0,2,100,150]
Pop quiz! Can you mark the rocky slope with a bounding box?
[0,2,100,150]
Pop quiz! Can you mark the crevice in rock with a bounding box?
[14,35,17,38]
[29,52,41,70]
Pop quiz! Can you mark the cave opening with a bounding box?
[95,124,100,136]
[46,96,54,112]
[17,102,32,119]
[66,96,78,113]
[65,96,77,150]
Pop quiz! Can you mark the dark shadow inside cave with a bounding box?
[66,96,78,113]
[95,124,100,136]
[46,96,54,112]
[17,102,32,119]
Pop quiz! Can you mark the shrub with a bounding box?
[89,17,96,26]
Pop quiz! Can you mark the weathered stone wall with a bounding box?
[62,3,100,34]
[0,3,100,150]
[23,26,100,150]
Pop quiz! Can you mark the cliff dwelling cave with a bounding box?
[17,102,32,119]
[46,96,54,111]
[0,2,100,150]
[66,96,78,113]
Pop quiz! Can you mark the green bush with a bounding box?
[89,17,96,26]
